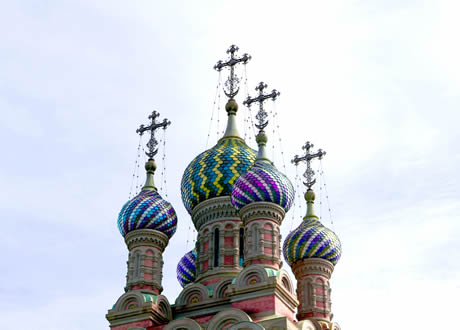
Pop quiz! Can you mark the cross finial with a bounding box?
[136,110,171,159]
[292,141,326,189]
[243,81,280,131]
[214,45,251,99]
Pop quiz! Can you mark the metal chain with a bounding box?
[162,128,168,198]
[217,76,222,140]
[272,102,288,173]
[206,73,222,148]
[129,136,143,199]
[291,165,304,230]
[318,161,322,220]
[320,159,334,227]
[243,65,257,143]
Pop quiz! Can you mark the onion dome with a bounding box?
[118,159,178,238]
[283,189,341,266]
[231,131,294,212]
[181,100,257,214]
[176,249,197,288]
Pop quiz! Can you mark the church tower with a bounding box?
[107,45,343,330]
[106,112,177,329]
[283,142,342,329]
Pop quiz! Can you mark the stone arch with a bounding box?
[156,295,172,319]
[207,308,252,330]
[164,318,202,330]
[176,283,209,306]
[279,269,294,294]
[228,321,265,329]
[214,278,233,298]
[234,264,269,288]
[113,291,144,312]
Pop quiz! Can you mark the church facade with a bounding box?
[106,46,342,330]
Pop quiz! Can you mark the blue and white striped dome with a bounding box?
[231,160,294,212]
[177,249,197,287]
[118,190,177,238]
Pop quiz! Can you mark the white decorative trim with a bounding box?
[228,321,265,329]
[207,308,252,329]
[239,202,285,225]
[175,283,210,306]
[292,258,334,279]
[164,318,202,330]
[125,229,169,251]
[192,196,240,231]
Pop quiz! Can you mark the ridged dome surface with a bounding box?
[181,137,256,214]
[283,218,341,266]
[118,190,177,238]
[231,160,295,212]
[176,249,197,288]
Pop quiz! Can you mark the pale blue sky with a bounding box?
[1,1,459,329]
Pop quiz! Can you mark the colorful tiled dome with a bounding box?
[176,249,197,288]
[283,218,342,266]
[231,160,295,212]
[118,189,177,238]
[283,190,341,266]
[181,137,256,214]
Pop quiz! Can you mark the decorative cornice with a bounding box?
[125,229,169,252]
[125,280,162,294]
[292,258,334,279]
[192,196,240,231]
[239,202,285,226]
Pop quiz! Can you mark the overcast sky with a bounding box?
[1,1,459,329]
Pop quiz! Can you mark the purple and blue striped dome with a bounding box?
[177,249,197,288]
[283,217,342,266]
[118,190,177,238]
[231,160,294,212]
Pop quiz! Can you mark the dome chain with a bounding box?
[318,161,322,220]
[136,145,147,193]
[290,165,303,231]
[243,64,256,142]
[320,159,334,227]
[272,102,288,173]
[129,136,143,200]
[217,74,222,138]
[206,72,222,148]
[159,129,169,198]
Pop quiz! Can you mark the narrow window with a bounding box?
[252,225,259,253]
[214,228,220,267]
[134,251,140,279]
[239,228,244,266]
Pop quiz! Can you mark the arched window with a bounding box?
[239,228,244,266]
[214,228,220,267]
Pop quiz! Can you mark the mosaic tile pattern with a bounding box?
[231,160,295,212]
[283,217,342,266]
[181,137,256,214]
[118,190,177,238]
[177,249,197,288]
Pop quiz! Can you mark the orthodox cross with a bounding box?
[136,110,171,159]
[292,142,326,189]
[214,45,251,98]
[243,82,280,131]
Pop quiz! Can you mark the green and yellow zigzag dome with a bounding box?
[181,136,256,215]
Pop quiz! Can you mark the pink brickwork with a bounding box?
[224,236,234,247]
